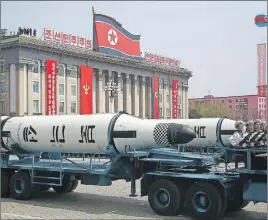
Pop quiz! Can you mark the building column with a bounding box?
[108,71,115,113]
[98,69,105,113]
[138,76,144,118]
[123,73,131,114]
[134,75,140,117]
[184,86,189,118]
[117,72,123,112]
[92,69,97,114]
[145,77,152,119]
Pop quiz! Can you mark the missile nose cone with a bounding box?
[168,124,196,145]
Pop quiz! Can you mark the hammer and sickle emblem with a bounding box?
[154,92,158,99]
[83,83,90,95]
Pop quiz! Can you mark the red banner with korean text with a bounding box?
[172,80,179,118]
[152,76,159,119]
[80,66,93,114]
[257,43,267,97]
[46,60,57,115]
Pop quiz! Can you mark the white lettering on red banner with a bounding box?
[46,60,57,115]
[172,80,179,119]
[144,52,181,68]
[43,28,92,49]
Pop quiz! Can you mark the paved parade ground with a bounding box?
[1,180,267,219]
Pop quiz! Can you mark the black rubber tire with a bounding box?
[10,171,33,200]
[185,182,223,220]
[67,180,79,192]
[226,198,249,212]
[1,170,11,198]
[148,179,183,216]
[52,181,73,193]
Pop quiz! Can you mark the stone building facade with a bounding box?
[0,35,192,118]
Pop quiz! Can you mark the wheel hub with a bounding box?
[192,191,211,212]
[14,178,25,194]
[155,188,171,207]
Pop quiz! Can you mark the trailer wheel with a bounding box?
[185,182,223,220]
[67,180,79,192]
[52,181,72,194]
[1,170,11,198]
[148,179,183,216]
[10,171,33,200]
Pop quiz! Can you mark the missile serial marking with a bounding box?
[50,125,66,143]
[79,125,95,143]
[23,126,38,143]
[194,126,206,139]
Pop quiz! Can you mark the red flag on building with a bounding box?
[80,66,93,114]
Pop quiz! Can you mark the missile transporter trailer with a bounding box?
[1,114,267,220]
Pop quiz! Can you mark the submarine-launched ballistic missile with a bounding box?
[1,113,196,154]
[153,118,236,147]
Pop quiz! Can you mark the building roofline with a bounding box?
[1,35,193,78]
[189,94,260,100]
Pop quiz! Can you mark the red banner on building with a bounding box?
[257,43,267,97]
[172,80,179,118]
[152,76,159,119]
[80,66,93,114]
[46,60,57,115]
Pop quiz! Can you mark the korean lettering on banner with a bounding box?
[54,31,61,43]
[155,55,160,63]
[62,33,70,45]
[160,56,165,64]
[44,28,53,41]
[78,37,85,48]
[71,35,78,46]
[86,39,92,49]
[150,53,155,63]
[172,80,179,119]
[165,57,170,66]
[46,60,57,115]
[145,53,151,62]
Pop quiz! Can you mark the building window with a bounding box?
[1,80,5,93]
[33,81,39,93]
[59,102,64,113]
[1,100,5,114]
[1,60,4,74]
[71,102,76,114]
[159,107,163,118]
[71,85,76,96]
[58,64,65,77]
[59,84,64,95]
[32,61,39,74]
[33,100,39,113]
[159,94,163,103]
[166,94,170,104]
[166,108,170,117]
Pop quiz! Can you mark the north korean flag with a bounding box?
[255,14,267,27]
[93,14,142,60]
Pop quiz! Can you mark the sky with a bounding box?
[1,1,267,98]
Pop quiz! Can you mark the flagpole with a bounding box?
[92,7,99,52]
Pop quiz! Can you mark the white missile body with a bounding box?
[1,113,196,154]
[153,118,236,147]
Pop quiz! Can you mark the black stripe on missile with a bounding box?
[113,131,136,138]
[220,130,237,135]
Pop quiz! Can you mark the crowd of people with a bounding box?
[229,119,267,148]
[17,27,37,37]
